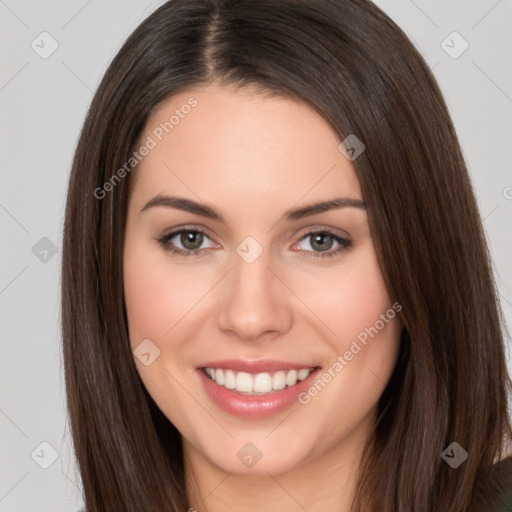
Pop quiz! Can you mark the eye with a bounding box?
[157,229,218,257]
[156,228,352,260]
[295,230,352,259]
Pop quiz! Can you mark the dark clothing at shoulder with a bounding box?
[468,455,512,511]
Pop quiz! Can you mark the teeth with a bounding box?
[253,372,273,393]
[273,371,286,390]
[297,368,310,381]
[224,369,236,389]
[285,369,297,387]
[236,372,253,392]
[204,367,315,394]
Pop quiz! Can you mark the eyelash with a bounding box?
[156,228,353,260]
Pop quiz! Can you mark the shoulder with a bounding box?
[468,455,512,511]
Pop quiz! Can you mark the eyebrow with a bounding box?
[140,194,366,222]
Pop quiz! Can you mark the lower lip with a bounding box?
[196,367,321,419]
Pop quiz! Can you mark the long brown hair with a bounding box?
[61,0,512,510]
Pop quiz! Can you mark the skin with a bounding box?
[123,83,402,512]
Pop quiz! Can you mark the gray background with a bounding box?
[1,1,511,510]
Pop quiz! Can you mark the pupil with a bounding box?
[181,231,203,250]
[311,233,332,252]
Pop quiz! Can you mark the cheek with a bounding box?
[291,245,394,349]
[124,236,395,354]
[123,241,207,346]
[123,240,203,430]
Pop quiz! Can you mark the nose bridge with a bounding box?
[235,245,274,296]
[228,232,274,293]
[216,238,293,340]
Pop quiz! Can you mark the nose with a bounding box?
[216,248,293,341]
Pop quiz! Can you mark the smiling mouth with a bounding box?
[201,367,319,395]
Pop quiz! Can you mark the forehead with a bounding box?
[129,85,362,217]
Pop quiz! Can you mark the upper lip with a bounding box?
[197,359,319,373]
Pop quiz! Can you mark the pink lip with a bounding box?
[197,359,315,373]
[196,364,321,419]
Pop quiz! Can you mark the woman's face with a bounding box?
[123,84,402,476]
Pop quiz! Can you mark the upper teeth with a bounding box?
[204,367,314,394]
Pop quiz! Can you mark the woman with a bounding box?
[61,0,512,510]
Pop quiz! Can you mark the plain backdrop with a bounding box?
[1,1,511,510]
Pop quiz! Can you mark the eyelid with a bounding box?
[296,224,351,240]
[159,224,217,242]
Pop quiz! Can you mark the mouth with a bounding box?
[201,367,317,395]
[196,360,322,418]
